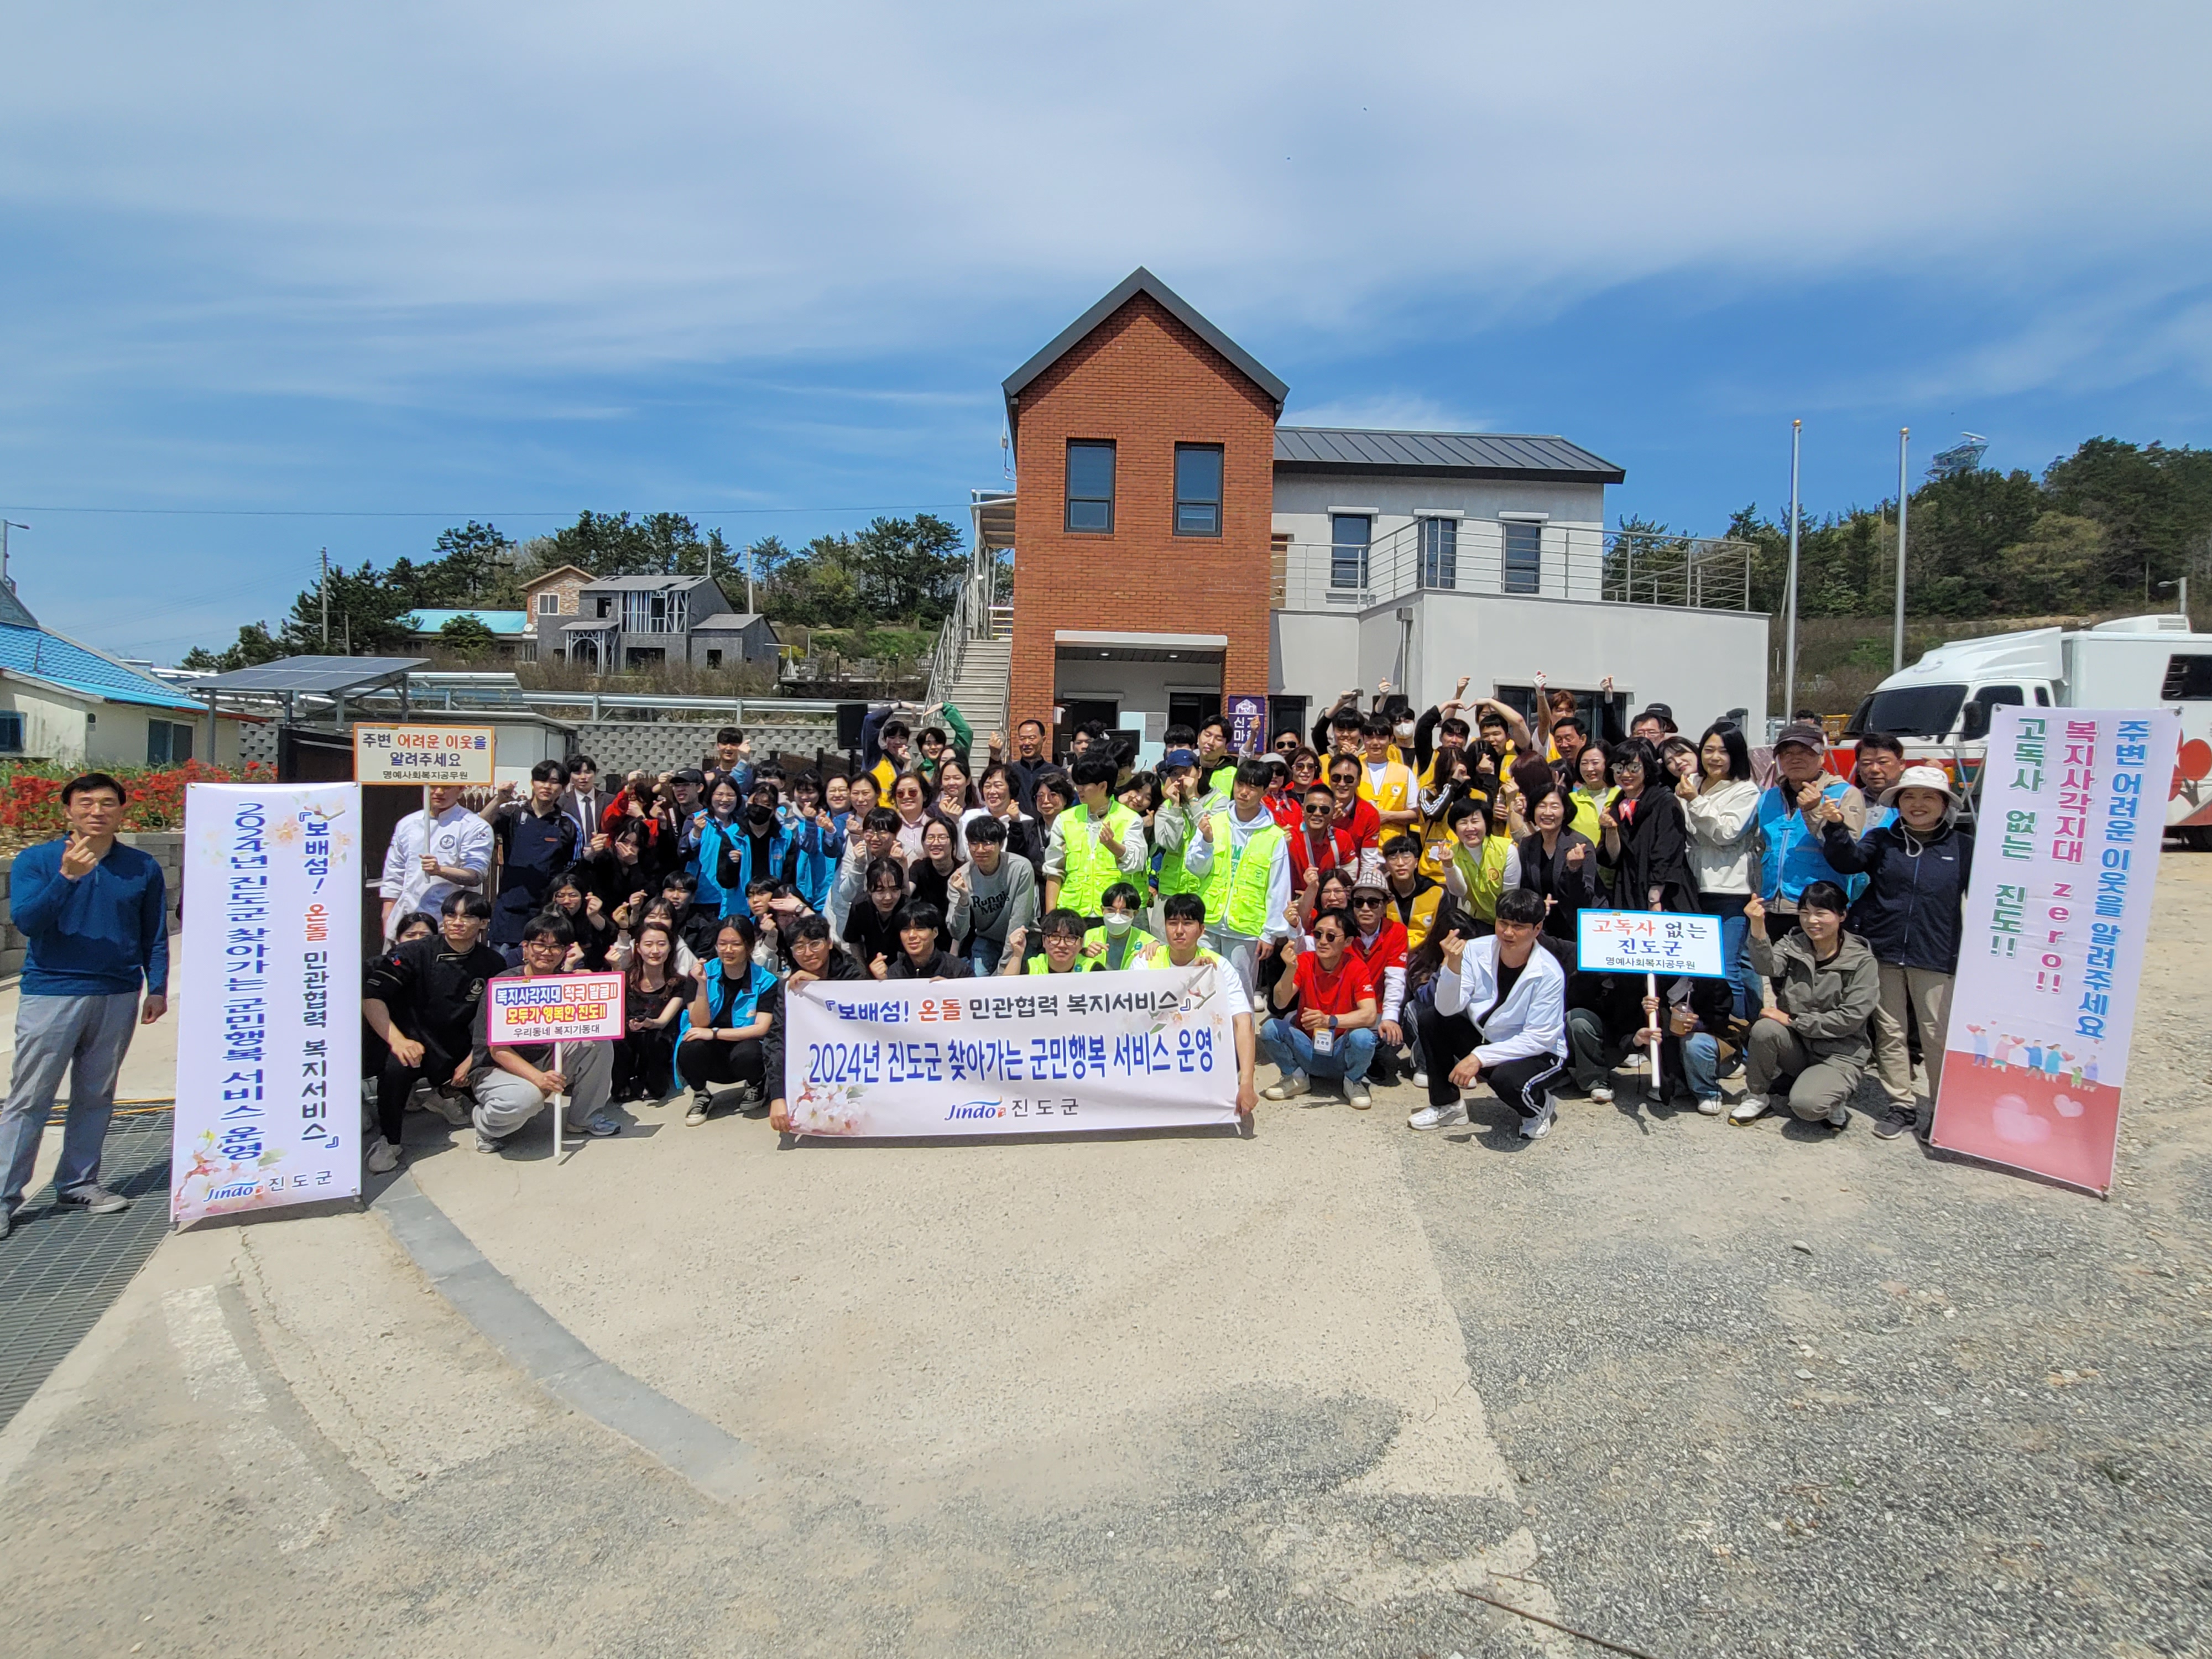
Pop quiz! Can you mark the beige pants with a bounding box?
[1869,964,1953,1108]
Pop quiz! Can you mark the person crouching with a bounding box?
[468,910,622,1153]
[1406,887,1569,1141]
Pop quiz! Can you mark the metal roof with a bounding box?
[0,581,40,631]
[1003,268,1287,452]
[579,573,723,592]
[196,655,426,694]
[0,624,205,711]
[405,608,530,635]
[1274,427,1625,484]
[688,612,769,630]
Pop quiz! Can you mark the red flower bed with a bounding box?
[0,760,279,842]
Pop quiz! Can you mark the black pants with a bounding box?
[677,1036,765,1095]
[377,1031,468,1146]
[616,1026,681,1102]
[1412,1001,1565,1121]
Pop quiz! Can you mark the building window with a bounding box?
[536,592,561,615]
[147,719,194,765]
[595,595,612,618]
[0,712,21,755]
[1066,441,1116,533]
[705,649,723,670]
[1503,521,1543,594]
[1331,515,1371,591]
[1173,445,1223,536]
[1420,518,1458,589]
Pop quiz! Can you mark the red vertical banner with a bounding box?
[1931,707,2180,1193]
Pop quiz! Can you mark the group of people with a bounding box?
[0,669,1983,1241]
[357,676,1973,1166]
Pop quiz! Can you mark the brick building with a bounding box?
[1003,269,1285,753]
[943,269,1770,758]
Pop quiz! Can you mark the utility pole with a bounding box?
[1783,420,1802,726]
[747,544,757,614]
[320,547,331,646]
[0,520,25,592]
[1893,427,1910,674]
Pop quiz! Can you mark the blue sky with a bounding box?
[4,1,2208,662]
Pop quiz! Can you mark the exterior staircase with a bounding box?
[926,572,1013,743]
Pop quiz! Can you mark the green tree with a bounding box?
[180,621,285,673]
[532,511,731,580]
[851,513,965,623]
[1991,513,2104,614]
[437,613,499,661]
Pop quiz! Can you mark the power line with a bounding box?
[0,503,971,519]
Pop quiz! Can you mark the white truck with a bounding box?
[1842,613,2212,848]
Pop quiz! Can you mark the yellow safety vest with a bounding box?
[1201,817,1285,936]
[1056,802,1141,917]
[1451,833,1514,924]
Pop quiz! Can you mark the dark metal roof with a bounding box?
[1274,427,1625,484]
[1003,268,1287,451]
[579,573,722,592]
[197,655,426,693]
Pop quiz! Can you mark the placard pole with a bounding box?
[1646,971,1662,1094]
[554,1040,564,1162]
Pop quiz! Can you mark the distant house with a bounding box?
[519,564,594,641]
[549,575,779,672]
[0,582,253,766]
[404,608,531,659]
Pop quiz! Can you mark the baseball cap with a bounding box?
[1633,703,1677,730]
[1161,748,1199,770]
[1775,722,1827,751]
[672,767,707,784]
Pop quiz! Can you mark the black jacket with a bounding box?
[886,948,974,980]
[487,805,581,946]
[1516,828,1601,939]
[363,933,507,1047]
[1601,785,1696,912]
[1820,818,1974,974]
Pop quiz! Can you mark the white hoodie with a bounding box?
[1434,936,1567,1067]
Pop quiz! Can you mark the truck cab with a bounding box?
[1844,616,2212,844]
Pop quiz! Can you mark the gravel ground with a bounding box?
[1400,849,2212,1658]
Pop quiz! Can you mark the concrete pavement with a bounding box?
[0,859,2208,1656]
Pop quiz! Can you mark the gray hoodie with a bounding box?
[1747,927,1880,1066]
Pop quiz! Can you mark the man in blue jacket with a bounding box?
[0,773,169,1238]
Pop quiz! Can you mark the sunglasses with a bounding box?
[1352,895,1385,907]
[1303,802,1332,813]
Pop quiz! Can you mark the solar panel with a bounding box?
[197,655,427,693]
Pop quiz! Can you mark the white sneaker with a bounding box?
[1729,1095,1770,1125]
[1520,1097,1558,1140]
[1407,1099,1467,1130]
[1411,1070,1429,1089]
[1262,1070,1309,1102]
[1589,1083,1615,1105]
[1695,1097,1724,1116]
[1344,1079,1372,1110]
[366,1136,401,1174]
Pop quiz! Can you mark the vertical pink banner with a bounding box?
[1931,708,2179,1193]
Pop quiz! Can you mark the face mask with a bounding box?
[1104,914,1134,936]
[1395,722,1415,742]
[744,806,773,830]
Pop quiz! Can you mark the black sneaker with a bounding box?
[1873,1105,1918,1141]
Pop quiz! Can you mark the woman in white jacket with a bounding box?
[1405,888,1569,1141]
[1679,722,1762,1016]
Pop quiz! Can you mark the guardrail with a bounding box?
[1274,523,1755,612]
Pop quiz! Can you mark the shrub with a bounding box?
[0,760,279,841]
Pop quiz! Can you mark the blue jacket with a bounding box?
[1754,781,1868,906]
[11,837,169,997]
[1820,818,1974,974]
[694,816,747,915]
[787,816,846,910]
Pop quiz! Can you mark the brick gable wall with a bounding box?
[1008,293,1276,734]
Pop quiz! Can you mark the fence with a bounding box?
[1274,523,1754,612]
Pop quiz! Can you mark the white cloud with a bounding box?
[3,0,2208,398]
[1280,394,1496,433]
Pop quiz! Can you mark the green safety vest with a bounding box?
[1025,952,1097,975]
[1084,924,1157,971]
[1201,816,1285,937]
[1056,802,1142,917]
[1451,833,1514,924]
[1156,803,1213,899]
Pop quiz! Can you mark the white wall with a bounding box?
[1273,475,1609,608]
[1051,655,1224,739]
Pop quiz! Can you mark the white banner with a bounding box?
[1932,707,2179,1194]
[172,783,363,1227]
[484,971,627,1045]
[1577,909,1727,977]
[785,963,1241,1136]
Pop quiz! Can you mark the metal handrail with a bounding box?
[1273,524,1756,613]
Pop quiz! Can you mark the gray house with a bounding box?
[549,575,780,672]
